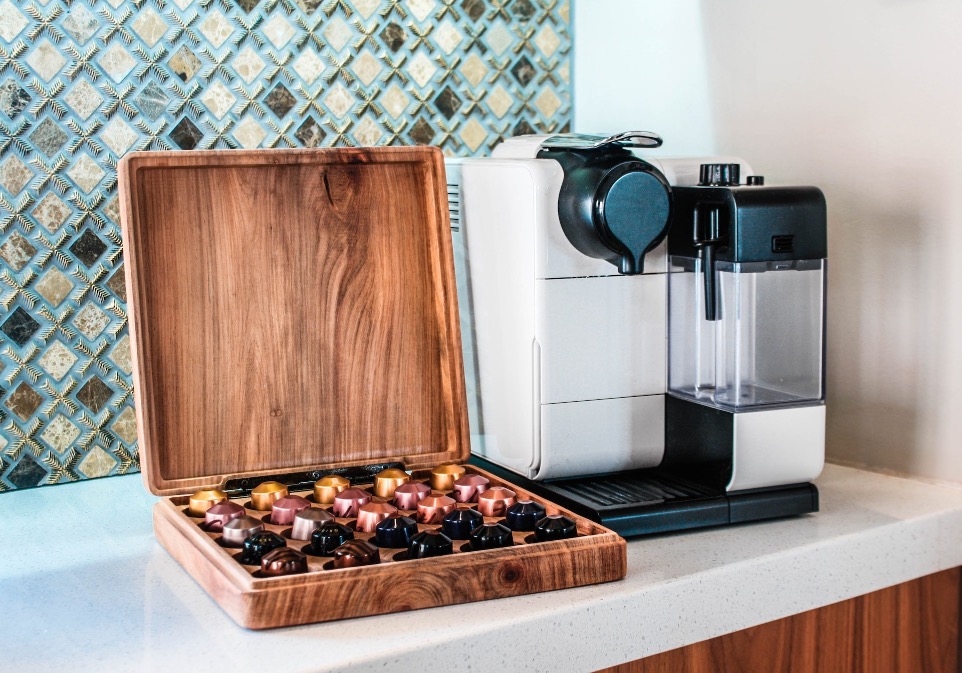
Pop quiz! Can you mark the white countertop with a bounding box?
[3,464,962,672]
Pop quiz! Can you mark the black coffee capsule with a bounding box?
[375,514,419,549]
[441,508,484,540]
[505,499,546,532]
[468,522,514,550]
[408,530,453,559]
[310,522,354,556]
[534,514,578,542]
[240,531,286,565]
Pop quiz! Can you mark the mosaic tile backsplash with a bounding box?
[0,0,571,490]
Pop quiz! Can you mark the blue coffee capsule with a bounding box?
[468,522,514,551]
[505,499,546,532]
[240,531,286,565]
[441,507,484,540]
[533,514,578,542]
[408,530,453,558]
[310,522,354,556]
[375,514,419,548]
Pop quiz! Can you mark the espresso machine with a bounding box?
[451,132,826,537]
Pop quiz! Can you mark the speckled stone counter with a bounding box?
[3,464,962,673]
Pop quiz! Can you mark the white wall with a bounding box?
[574,0,962,484]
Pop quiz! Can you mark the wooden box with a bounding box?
[119,147,626,629]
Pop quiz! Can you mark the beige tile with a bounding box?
[111,405,138,444]
[0,155,33,194]
[0,0,29,42]
[110,334,132,374]
[535,87,562,119]
[486,85,513,119]
[486,22,514,56]
[100,117,138,156]
[434,20,462,55]
[97,43,136,83]
[41,414,81,453]
[232,116,267,149]
[323,83,355,119]
[73,302,110,339]
[353,116,383,146]
[67,153,106,193]
[26,39,66,82]
[262,14,295,49]
[405,0,436,22]
[460,53,487,89]
[352,49,382,87]
[35,267,74,306]
[65,80,103,120]
[78,445,117,478]
[198,11,234,49]
[0,232,37,271]
[103,195,120,225]
[322,16,352,52]
[232,46,265,85]
[292,48,324,85]
[380,84,409,119]
[132,7,168,48]
[201,80,236,120]
[535,25,561,58]
[459,118,487,152]
[406,51,437,88]
[39,340,78,380]
[351,0,379,19]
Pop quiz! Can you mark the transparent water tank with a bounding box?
[668,256,825,411]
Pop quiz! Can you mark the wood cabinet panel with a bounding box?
[600,568,959,673]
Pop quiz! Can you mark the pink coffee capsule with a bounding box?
[204,501,246,531]
[356,502,399,533]
[392,482,431,510]
[290,507,336,540]
[477,486,517,517]
[453,474,490,503]
[270,495,311,525]
[416,493,457,525]
[332,488,373,518]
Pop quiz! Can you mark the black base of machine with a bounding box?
[469,455,819,538]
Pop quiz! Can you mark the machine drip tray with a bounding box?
[468,456,819,538]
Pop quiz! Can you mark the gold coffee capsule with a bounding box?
[313,475,350,504]
[430,463,466,491]
[188,488,228,517]
[250,481,289,511]
[373,468,410,499]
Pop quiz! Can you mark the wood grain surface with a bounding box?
[153,465,627,629]
[119,148,468,494]
[599,567,960,673]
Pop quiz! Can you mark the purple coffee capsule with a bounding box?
[203,501,246,531]
[505,499,547,532]
[332,488,372,518]
[408,530,454,559]
[452,474,490,503]
[290,507,336,541]
[270,495,311,525]
[533,514,578,542]
[441,507,484,540]
[468,522,514,551]
[221,515,265,547]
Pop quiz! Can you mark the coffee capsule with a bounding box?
[240,531,286,565]
[332,540,380,568]
[250,481,289,511]
[310,522,354,556]
[393,482,431,510]
[290,507,335,541]
[270,495,311,525]
[408,530,454,559]
[374,514,419,548]
[468,522,514,550]
[505,500,547,532]
[260,548,308,577]
[188,488,228,517]
[534,515,578,542]
[203,501,246,531]
[356,502,398,533]
[477,486,517,517]
[332,488,373,518]
[430,463,466,491]
[313,475,350,504]
[221,516,265,547]
[452,474,490,503]
[373,468,410,499]
[416,493,456,524]
[441,507,484,540]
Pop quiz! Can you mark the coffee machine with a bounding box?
[450,132,825,537]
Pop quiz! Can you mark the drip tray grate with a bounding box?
[543,473,717,509]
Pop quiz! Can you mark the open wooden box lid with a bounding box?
[118,148,469,496]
